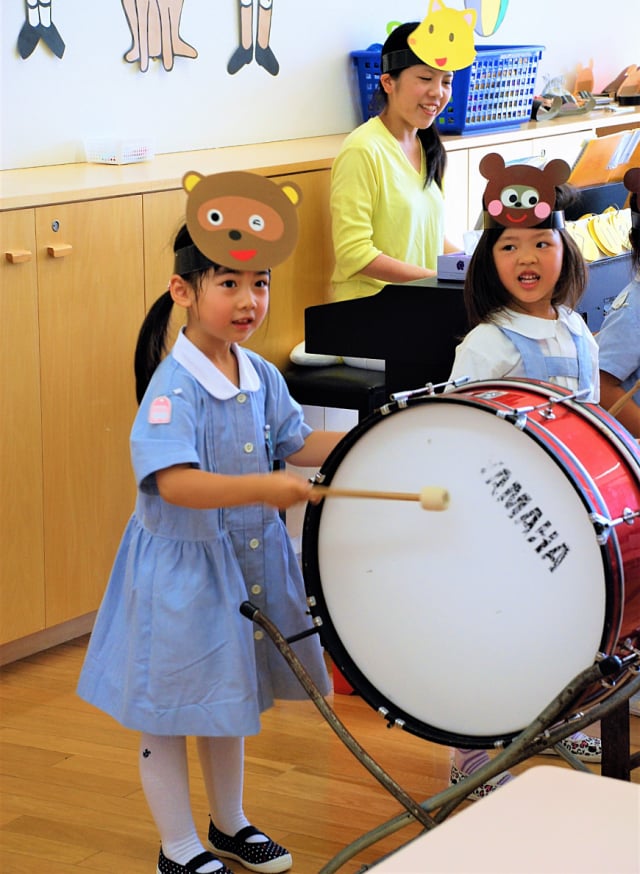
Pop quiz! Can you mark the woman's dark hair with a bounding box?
[463,185,587,328]
[134,224,216,403]
[371,22,447,190]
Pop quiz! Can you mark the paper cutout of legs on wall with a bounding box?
[17,0,65,59]
[121,0,197,73]
[228,0,279,76]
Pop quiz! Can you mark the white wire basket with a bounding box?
[84,138,154,165]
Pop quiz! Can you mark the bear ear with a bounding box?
[623,166,640,196]
[544,159,571,187]
[182,171,203,194]
[279,181,302,208]
[479,152,506,180]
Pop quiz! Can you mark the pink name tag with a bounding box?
[148,396,172,424]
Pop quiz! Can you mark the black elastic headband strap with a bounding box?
[174,244,216,275]
[482,210,566,231]
[381,48,423,73]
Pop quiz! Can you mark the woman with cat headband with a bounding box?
[329,2,477,302]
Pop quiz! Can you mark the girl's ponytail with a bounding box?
[134,290,174,404]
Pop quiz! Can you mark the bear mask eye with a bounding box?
[500,188,520,207]
[206,209,224,226]
[249,214,265,232]
[521,188,540,207]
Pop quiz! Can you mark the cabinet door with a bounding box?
[532,130,594,168]
[245,169,333,369]
[35,196,144,625]
[143,188,187,348]
[0,209,46,643]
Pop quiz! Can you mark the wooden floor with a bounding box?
[1,637,638,874]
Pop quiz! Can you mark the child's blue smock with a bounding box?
[77,331,330,736]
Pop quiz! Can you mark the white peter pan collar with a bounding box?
[172,329,261,399]
[496,306,584,339]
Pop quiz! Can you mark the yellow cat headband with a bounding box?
[401,0,477,73]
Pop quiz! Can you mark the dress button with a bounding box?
[237,393,247,404]
[251,584,262,595]
[254,630,264,641]
[249,538,260,549]
[244,442,254,453]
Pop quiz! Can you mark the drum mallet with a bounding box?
[608,378,640,417]
[311,485,450,511]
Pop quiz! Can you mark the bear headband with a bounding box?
[479,152,571,230]
[382,0,477,74]
[175,170,301,274]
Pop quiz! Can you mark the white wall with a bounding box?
[0,0,635,170]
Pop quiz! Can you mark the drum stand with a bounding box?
[240,601,640,874]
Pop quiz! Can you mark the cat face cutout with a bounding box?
[408,0,476,71]
[182,171,301,270]
[480,153,571,228]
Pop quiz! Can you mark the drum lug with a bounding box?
[496,408,530,430]
[591,513,613,544]
[591,508,640,544]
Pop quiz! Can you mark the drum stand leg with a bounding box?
[240,601,640,873]
[239,601,436,831]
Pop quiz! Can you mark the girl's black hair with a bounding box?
[463,185,587,328]
[629,193,640,273]
[372,22,447,190]
[134,224,215,403]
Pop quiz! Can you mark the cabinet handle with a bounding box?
[47,243,73,258]
[5,249,33,263]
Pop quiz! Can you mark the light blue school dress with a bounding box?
[77,331,330,736]
[596,278,640,407]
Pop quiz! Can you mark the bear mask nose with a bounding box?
[229,230,242,241]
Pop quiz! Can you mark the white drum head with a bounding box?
[309,399,607,742]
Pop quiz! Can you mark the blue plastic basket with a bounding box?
[350,43,383,122]
[351,44,544,135]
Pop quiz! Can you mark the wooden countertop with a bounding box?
[2,108,639,211]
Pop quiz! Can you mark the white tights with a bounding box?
[139,733,252,872]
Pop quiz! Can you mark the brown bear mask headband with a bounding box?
[479,152,571,230]
[624,166,640,229]
[175,170,301,274]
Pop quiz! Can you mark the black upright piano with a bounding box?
[304,278,469,396]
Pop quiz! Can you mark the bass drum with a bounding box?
[302,379,640,748]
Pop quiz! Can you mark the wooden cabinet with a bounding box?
[1,209,45,642]
[1,197,144,645]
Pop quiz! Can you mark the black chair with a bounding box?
[282,362,388,422]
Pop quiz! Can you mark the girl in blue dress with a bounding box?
[77,214,343,874]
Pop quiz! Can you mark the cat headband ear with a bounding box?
[176,171,302,274]
[479,153,571,230]
[624,166,640,229]
[384,0,477,74]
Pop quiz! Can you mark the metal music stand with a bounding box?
[240,601,640,874]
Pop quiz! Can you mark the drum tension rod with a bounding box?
[591,508,640,544]
[496,389,592,429]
